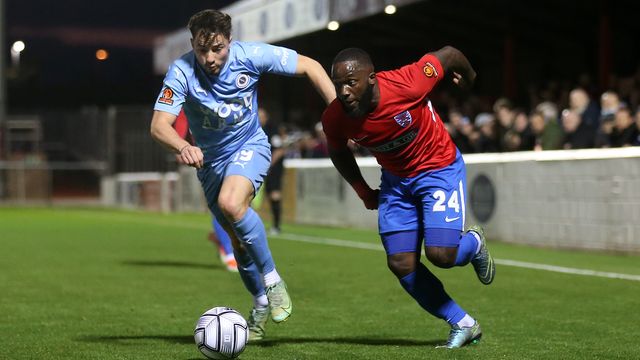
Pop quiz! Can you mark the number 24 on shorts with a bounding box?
[432,190,460,213]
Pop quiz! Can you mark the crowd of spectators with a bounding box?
[273,70,640,159]
[266,120,331,159]
[443,70,640,153]
[445,89,640,153]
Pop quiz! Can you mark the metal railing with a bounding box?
[0,105,176,202]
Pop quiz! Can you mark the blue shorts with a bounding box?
[379,150,467,252]
[197,137,270,222]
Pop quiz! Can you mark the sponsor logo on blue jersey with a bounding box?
[154,41,298,163]
[196,93,254,130]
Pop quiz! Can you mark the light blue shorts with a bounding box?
[197,138,270,222]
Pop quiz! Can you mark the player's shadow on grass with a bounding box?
[253,336,442,347]
[79,335,441,347]
[79,334,193,345]
[122,260,226,271]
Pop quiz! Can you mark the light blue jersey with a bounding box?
[154,41,299,164]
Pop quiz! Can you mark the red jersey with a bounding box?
[322,54,457,178]
[174,110,194,144]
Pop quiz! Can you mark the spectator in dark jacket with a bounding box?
[610,107,639,147]
[472,113,500,153]
[561,109,596,149]
[569,88,600,128]
[600,91,620,123]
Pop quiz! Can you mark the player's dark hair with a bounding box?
[332,48,374,70]
[188,9,232,43]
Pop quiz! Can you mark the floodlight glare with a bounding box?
[327,21,340,31]
[12,41,26,53]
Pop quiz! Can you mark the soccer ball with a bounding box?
[194,307,248,359]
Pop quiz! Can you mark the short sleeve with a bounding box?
[245,43,299,76]
[153,63,188,116]
[384,54,444,102]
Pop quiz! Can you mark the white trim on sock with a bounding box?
[254,295,268,308]
[456,314,476,328]
[263,269,282,287]
[469,231,482,254]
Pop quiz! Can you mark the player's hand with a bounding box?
[452,71,475,91]
[352,181,379,210]
[178,145,204,169]
[360,188,380,210]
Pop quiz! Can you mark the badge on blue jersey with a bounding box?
[235,74,250,88]
[153,41,298,163]
[157,87,174,105]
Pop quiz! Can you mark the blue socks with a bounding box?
[399,263,466,325]
[212,217,234,255]
[232,207,276,275]
[233,249,265,297]
[454,232,479,266]
[220,208,276,299]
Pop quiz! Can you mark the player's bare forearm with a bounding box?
[328,145,379,210]
[150,110,204,168]
[431,46,476,89]
[296,55,337,105]
[329,146,365,186]
[150,110,189,153]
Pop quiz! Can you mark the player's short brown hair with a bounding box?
[188,9,232,45]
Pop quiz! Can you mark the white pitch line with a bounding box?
[277,233,383,251]
[276,233,640,282]
[493,259,640,281]
[69,212,640,282]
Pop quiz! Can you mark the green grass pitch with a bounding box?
[1,207,639,359]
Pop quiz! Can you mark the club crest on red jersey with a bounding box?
[423,62,438,78]
[394,110,412,127]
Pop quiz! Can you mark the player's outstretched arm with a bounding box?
[431,46,477,90]
[150,110,204,169]
[295,55,337,105]
[328,145,379,210]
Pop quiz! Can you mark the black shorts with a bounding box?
[265,168,283,193]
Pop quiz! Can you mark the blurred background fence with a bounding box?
[0,106,174,204]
